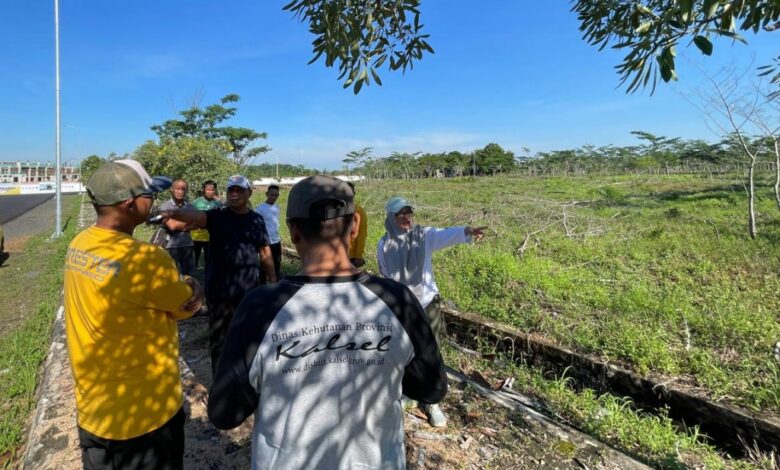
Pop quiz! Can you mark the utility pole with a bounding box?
[53,0,63,238]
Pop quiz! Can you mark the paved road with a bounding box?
[0,194,54,224]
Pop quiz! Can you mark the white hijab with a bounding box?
[381,209,426,289]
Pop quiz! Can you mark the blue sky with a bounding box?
[0,1,776,170]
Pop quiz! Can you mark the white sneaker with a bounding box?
[423,404,447,428]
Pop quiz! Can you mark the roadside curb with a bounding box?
[20,306,80,469]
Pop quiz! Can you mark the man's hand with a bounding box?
[259,245,277,284]
[465,226,487,241]
[350,258,365,268]
[180,276,204,313]
[160,208,207,230]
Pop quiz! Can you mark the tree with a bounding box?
[473,143,516,175]
[688,67,774,239]
[80,155,105,183]
[284,0,433,94]
[284,1,778,95]
[573,0,780,93]
[133,137,237,197]
[343,147,373,174]
[150,94,269,169]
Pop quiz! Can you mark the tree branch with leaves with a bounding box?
[573,0,780,93]
[284,0,433,94]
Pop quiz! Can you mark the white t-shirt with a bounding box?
[256,202,281,244]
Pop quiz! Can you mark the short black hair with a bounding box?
[346,181,355,193]
[202,180,217,190]
[287,201,353,242]
[268,184,280,191]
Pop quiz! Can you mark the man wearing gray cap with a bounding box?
[161,174,276,379]
[64,159,203,470]
[208,175,447,470]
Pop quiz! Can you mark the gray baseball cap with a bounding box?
[86,159,171,206]
[287,175,355,220]
[226,174,251,190]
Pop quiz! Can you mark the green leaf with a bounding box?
[636,4,655,17]
[679,0,693,22]
[636,21,653,34]
[721,12,734,31]
[702,0,719,19]
[370,67,383,86]
[657,55,674,82]
[693,36,713,56]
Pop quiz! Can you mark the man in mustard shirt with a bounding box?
[64,159,203,470]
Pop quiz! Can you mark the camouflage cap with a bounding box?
[86,159,172,206]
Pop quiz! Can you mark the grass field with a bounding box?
[68,174,780,468]
[314,174,780,413]
[1,175,774,467]
[0,196,81,464]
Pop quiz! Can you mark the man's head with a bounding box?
[286,176,356,245]
[347,181,356,195]
[171,179,188,203]
[202,180,217,200]
[225,175,253,212]
[266,185,280,205]
[385,196,414,231]
[86,159,171,228]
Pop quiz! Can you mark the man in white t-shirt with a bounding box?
[255,184,281,283]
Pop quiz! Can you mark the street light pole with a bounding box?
[53,0,63,237]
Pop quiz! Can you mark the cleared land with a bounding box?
[6,175,780,468]
[333,174,779,413]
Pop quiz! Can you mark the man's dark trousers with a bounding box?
[208,297,243,379]
[166,246,195,277]
[79,407,185,470]
[260,242,282,284]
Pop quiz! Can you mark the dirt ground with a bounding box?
[19,198,647,469]
[177,313,628,470]
[21,304,645,470]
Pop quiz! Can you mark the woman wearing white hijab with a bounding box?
[377,196,485,427]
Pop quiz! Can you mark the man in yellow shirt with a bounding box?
[64,159,203,470]
[347,182,368,267]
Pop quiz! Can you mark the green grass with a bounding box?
[0,196,81,464]
[276,251,773,468]
[335,174,780,412]
[142,175,780,412]
[444,343,774,469]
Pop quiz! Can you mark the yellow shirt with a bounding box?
[190,228,209,242]
[64,225,194,439]
[348,204,368,259]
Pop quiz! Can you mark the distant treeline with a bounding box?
[349,132,778,179]
[244,163,319,180]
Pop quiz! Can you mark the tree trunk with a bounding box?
[748,156,757,240]
[773,139,780,211]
